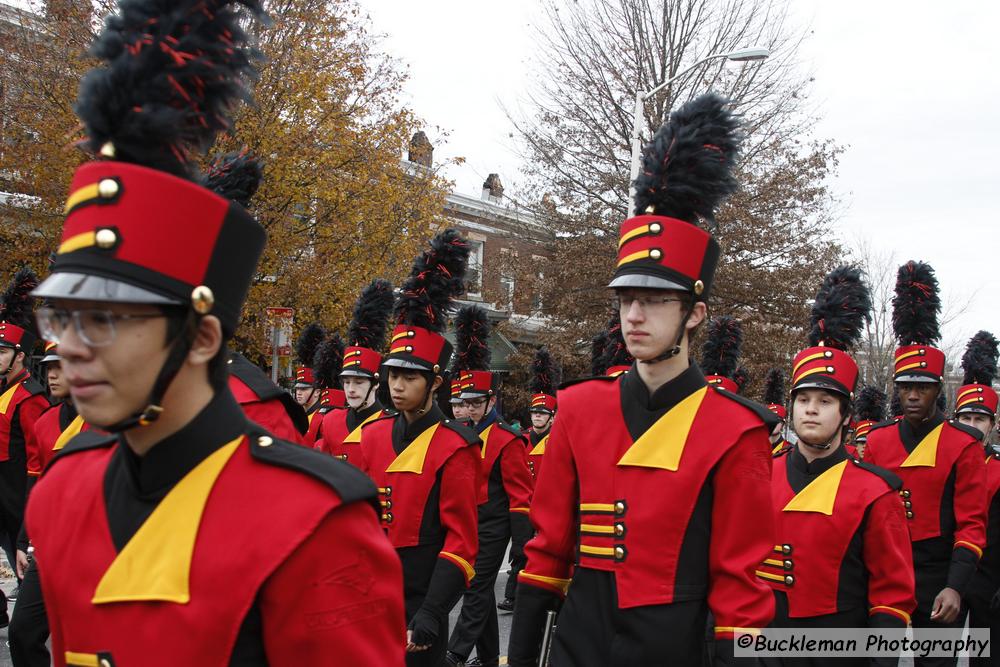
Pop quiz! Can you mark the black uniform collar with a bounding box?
[474,407,499,435]
[786,444,849,494]
[391,403,445,455]
[1,368,28,391]
[118,388,248,498]
[899,411,944,453]
[347,399,384,432]
[620,361,707,441]
[529,427,551,445]
[58,399,79,431]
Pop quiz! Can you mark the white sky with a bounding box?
[363,0,1000,355]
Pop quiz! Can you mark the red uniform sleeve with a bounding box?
[259,501,406,665]
[864,490,916,626]
[500,436,533,514]
[709,426,776,638]
[241,401,305,445]
[20,396,48,478]
[437,445,480,585]
[952,440,987,557]
[517,412,575,597]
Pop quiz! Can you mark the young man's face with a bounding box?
[294,386,317,407]
[45,299,172,429]
[463,396,494,424]
[342,376,374,409]
[616,288,704,362]
[387,368,432,413]
[530,410,551,431]
[0,347,24,375]
[791,388,847,448]
[957,412,994,443]
[897,382,939,424]
[46,361,69,399]
[451,402,470,420]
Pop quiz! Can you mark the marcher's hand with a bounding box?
[15,549,28,580]
[405,630,430,653]
[930,587,961,624]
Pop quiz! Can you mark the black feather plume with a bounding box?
[854,385,887,423]
[347,279,394,351]
[203,150,263,207]
[632,92,742,226]
[892,261,941,345]
[295,322,325,368]
[0,269,39,327]
[313,333,344,390]
[700,316,743,378]
[601,311,634,371]
[590,331,609,376]
[732,366,750,393]
[531,348,559,395]
[76,0,267,179]
[395,229,470,334]
[808,266,872,350]
[763,368,785,405]
[961,331,999,386]
[890,391,902,418]
[453,305,491,371]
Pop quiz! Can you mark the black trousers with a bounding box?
[9,561,49,667]
[911,563,969,667]
[448,522,510,661]
[502,544,526,603]
[549,568,709,667]
[761,592,870,667]
[965,571,998,667]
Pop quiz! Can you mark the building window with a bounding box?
[532,255,547,312]
[500,248,517,311]
[466,240,484,298]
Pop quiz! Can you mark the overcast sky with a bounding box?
[364,0,1000,358]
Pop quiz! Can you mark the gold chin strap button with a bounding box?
[257,436,273,448]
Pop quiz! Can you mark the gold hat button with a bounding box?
[191,285,215,315]
[97,178,119,199]
[95,228,117,248]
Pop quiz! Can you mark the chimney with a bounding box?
[481,173,504,203]
[408,131,433,168]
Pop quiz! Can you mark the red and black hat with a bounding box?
[852,386,887,443]
[791,266,872,398]
[40,341,60,365]
[955,331,999,417]
[609,93,740,299]
[0,269,39,353]
[891,261,945,383]
[762,368,787,420]
[384,229,470,374]
[32,0,267,339]
[701,316,743,393]
[453,305,495,399]
[529,347,559,415]
[599,311,634,378]
[313,332,345,406]
[450,378,464,405]
[294,322,325,389]
[341,279,394,381]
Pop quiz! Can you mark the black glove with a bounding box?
[507,583,561,667]
[408,557,467,646]
[945,546,979,596]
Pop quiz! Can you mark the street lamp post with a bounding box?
[627,46,770,217]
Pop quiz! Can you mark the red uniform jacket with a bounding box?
[304,403,323,443]
[0,369,48,534]
[318,403,390,462]
[358,407,481,587]
[26,392,404,667]
[519,366,776,638]
[28,402,90,477]
[979,449,1000,585]
[760,445,915,625]
[864,415,987,595]
[228,353,307,444]
[477,418,533,518]
[527,428,550,480]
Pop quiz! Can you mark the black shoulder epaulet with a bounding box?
[495,420,525,439]
[246,426,378,510]
[361,412,395,428]
[49,431,117,467]
[558,375,617,391]
[440,418,481,445]
[20,375,45,397]
[713,388,780,430]
[848,457,903,491]
[947,419,988,441]
[228,352,286,402]
[276,392,309,436]
[867,419,897,434]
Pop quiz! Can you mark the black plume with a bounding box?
[0,268,38,327]
[203,150,263,207]
[733,367,750,393]
[892,261,941,345]
[313,333,344,390]
[632,92,742,226]
[531,348,559,395]
[76,0,267,179]
[347,279,394,351]
[395,229,470,333]
[890,391,902,418]
[763,368,785,405]
[961,331,999,385]
[854,385,887,422]
[937,391,947,413]
[808,266,872,350]
[700,316,743,378]
[590,331,609,376]
[453,305,491,371]
[601,311,634,371]
[295,322,325,368]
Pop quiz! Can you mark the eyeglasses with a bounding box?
[613,295,686,311]
[462,398,489,409]
[36,307,168,348]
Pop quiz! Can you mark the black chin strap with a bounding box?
[106,312,196,433]
[640,300,696,365]
[415,378,436,416]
